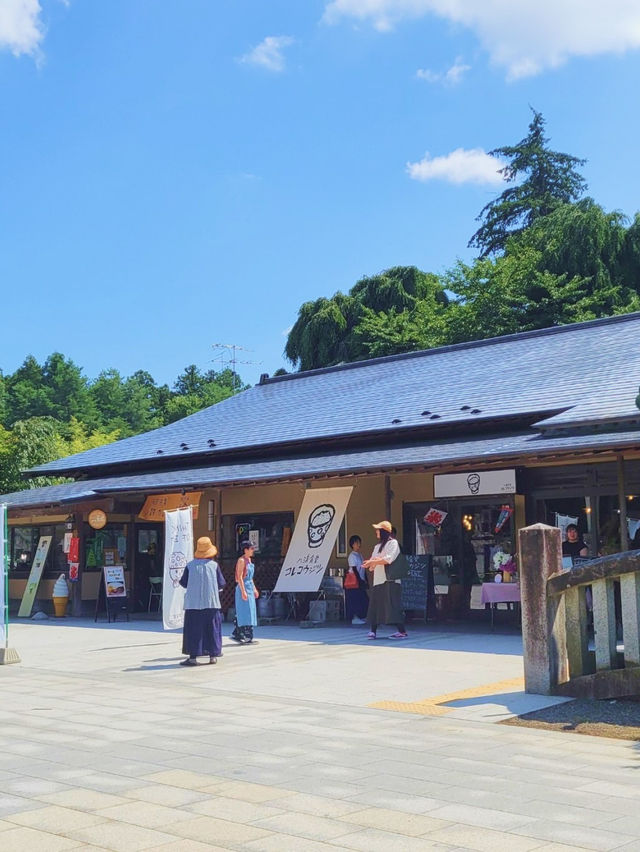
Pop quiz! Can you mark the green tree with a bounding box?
[0,417,67,493]
[469,110,587,257]
[285,266,448,371]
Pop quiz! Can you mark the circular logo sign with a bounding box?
[88,509,107,530]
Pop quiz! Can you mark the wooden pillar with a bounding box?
[384,475,392,522]
[518,523,568,695]
[592,578,618,670]
[72,514,85,617]
[617,455,629,552]
[620,572,640,665]
[564,586,591,678]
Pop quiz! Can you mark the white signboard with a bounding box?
[0,505,6,645]
[163,506,193,630]
[18,535,52,618]
[434,469,516,499]
[274,487,353,593]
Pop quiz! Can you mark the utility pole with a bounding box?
[211,344,261,392]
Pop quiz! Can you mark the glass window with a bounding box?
[83,523,128,571]
[221,513,293,560]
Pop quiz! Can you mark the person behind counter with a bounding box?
[562,524,588,560]
[179,536,226,666]
[362,520,408,640]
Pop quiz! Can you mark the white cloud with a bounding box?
[323,1,640,79]
[239,35,294,73]
[406,148,505,186]
[416,57,470,85]
[0,0,43,57]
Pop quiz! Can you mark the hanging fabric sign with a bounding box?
[0,505,6,645]
[162,506,193,630]
[274,487,353,593]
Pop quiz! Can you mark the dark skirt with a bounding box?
[182,608,223,657]
[345,588,369,620]
[367,582,404,626]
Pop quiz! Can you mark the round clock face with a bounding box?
[88,509,107,530]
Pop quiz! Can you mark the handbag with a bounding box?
[343,570,359,589]
[386,552,410,581]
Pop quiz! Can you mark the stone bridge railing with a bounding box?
[519,523,640,699]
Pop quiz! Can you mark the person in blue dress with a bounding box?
[231,540,259,644]
[179,537,226,666]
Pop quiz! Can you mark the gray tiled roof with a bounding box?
[5,426,640,509]
[30,312,640,476]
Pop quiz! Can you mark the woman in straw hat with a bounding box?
[361,521,407,640]
[179,536,226,666]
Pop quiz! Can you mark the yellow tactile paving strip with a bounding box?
[369,676,525,716]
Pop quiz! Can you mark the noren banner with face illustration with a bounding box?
[162,506,194,630]
[274,487,353,593]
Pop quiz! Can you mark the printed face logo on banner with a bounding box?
[168,551,187,587]
[307,504,335,548]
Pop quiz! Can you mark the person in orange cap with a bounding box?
[361,521,407,640]
[179,537,226,666]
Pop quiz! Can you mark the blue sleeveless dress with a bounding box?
[235,559,257,627]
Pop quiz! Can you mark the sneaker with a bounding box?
[352,617,366,625]
[367,632,377,640]
[388,632,408,639]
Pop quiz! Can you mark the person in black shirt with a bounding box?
[562,524,588,559]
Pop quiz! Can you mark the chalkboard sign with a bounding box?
[401,555,431,618]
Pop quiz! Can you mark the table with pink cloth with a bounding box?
[481,582,521,629]
[480,582,521,604]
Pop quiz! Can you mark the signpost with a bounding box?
[0,504,20,664]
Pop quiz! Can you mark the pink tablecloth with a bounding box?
[480,583,521,605]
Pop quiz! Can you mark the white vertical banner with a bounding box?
[274,487,353,593]
[163,506,194,630]
[0,504,7,646]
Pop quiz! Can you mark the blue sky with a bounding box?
[1,0,639,387]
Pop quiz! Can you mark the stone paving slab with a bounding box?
[3,619,640,850]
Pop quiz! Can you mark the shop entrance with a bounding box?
[132,524,164,613]
[403,498,515,619]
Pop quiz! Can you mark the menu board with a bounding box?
[103,565,126,597]
[401,555,431,615]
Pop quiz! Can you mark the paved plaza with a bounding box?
[2,619,640,851]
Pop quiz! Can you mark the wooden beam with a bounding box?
[618,454,630,551]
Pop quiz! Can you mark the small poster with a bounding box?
[249,529,260,551]
[103,565,127,597]
[424,508,448,528]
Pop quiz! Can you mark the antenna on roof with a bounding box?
[211,343,262,393]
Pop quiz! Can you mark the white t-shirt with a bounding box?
[370,539,400,587]
[348,550,365,582]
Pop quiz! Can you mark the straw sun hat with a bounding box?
[194,536,218,559]
[372,521,392,533]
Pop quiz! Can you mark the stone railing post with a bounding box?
[518,523,568,695]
